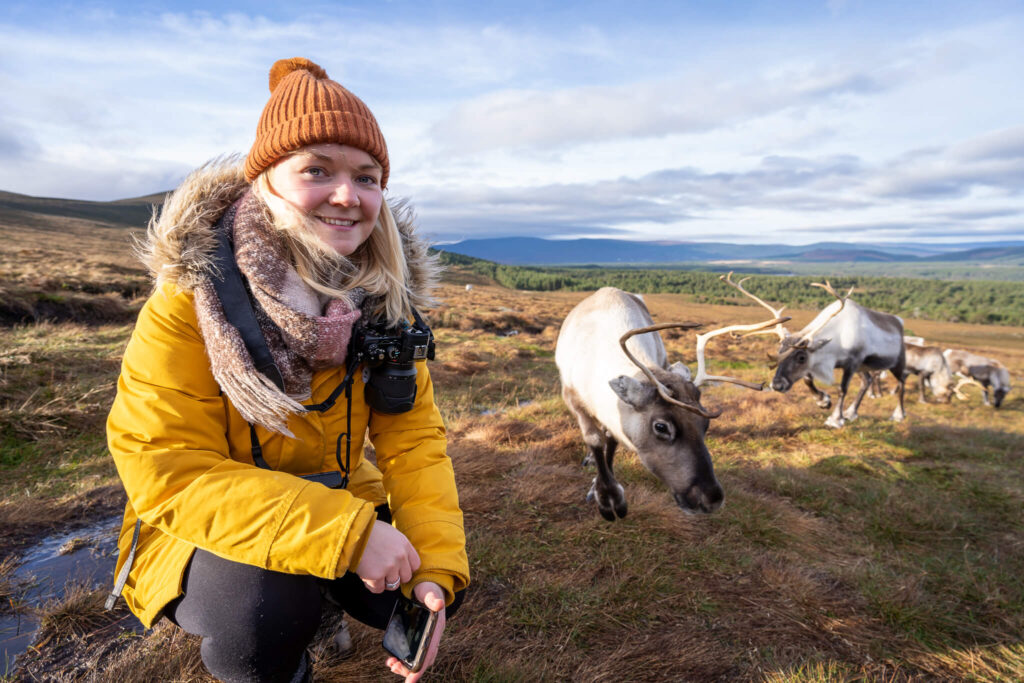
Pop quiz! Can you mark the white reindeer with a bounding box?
[555,287,787,520]
[721,274,907,428]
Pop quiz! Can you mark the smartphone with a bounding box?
[382,594,439,673]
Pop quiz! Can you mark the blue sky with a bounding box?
[2,1,1023,245]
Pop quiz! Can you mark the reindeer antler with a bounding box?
[618,312,791,418]
[720,272,789,341]
[619,322,719,419]
[693,315,792,389]
[790,280,856,347]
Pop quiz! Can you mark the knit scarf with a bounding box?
[192,190,364,435]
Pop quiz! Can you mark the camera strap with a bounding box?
[209,213,285,392]
[247,353,360,488]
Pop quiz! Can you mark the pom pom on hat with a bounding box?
[245,57,389,186]
[268,57,328,92]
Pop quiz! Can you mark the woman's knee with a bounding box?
[166,549,322,681]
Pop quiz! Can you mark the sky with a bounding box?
[2,0,1023,245]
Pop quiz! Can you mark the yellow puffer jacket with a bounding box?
[106,159,467,628]
[108,283,468,627]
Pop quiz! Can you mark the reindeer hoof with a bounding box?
[891,411,905,422]
[825,415,845,429]
[582,453,595,467]
[588,479,627,521]
[842,410,859,422]
[816,398,832,409]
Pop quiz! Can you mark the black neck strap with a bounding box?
[209,210,285,392]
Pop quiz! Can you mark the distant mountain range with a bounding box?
[437,237,1024,266]
[2,187,1022,267]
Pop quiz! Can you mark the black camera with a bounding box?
[351,311,435,414]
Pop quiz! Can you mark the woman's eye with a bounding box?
[304,167,326,177]
[356,175,379,186]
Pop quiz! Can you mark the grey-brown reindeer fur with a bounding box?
[903,344,955,403]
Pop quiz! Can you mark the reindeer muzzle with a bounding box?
[674,480,724,514]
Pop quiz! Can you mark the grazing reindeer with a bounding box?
[903,343,955,403]
[868,337,950,402]
[722,274,907,428]
[555,287,787,520]
[943,348,1012,408]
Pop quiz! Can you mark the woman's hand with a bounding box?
[386,581,447,683]
[355,520,420,593]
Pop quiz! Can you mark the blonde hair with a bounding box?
[253,171,413,327]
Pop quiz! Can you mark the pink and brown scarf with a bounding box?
[192,190,364,435]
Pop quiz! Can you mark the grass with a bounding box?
[3,275,1024,681]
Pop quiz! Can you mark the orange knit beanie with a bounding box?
[244,57,389,187]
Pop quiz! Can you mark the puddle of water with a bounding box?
[1,516,125,675]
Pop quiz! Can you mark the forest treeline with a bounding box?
[437,253,1024,326]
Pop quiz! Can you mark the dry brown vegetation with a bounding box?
[4,272,1024,681]
[0,201,149,325]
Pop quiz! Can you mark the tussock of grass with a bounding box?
[34,584,115,645]
[0,554,18,606]
[40,620,213,683]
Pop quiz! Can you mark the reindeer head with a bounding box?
[772,283,853,392]
[614,311,788,513]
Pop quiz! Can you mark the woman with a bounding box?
[107,57,469,682]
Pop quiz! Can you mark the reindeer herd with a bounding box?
[553,276,1015,521]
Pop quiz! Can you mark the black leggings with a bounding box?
[164,509,464,682]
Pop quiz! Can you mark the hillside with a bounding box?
[0,191,154,325]
[0,190,156,232]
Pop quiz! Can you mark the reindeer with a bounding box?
[721,274,906,428]
[903,343,955,403]
[555,287,787,520]
[943,348,1012,408]
[867,337,951,402]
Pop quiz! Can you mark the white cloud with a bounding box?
[0,5,1021,246]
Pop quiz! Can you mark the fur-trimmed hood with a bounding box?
[139,155,438,312]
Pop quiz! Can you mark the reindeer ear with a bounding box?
[808,338,831,351]
[610,376,656,409]
[668,361,692,381]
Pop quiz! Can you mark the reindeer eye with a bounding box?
[652,420,674,441]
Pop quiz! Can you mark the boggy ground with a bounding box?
[3,280,1024,682]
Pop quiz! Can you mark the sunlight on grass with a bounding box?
[5,280,1024,680]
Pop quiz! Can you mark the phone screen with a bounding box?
[382,595,438,673]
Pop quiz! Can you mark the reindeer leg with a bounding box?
[867,372,882,399]
[917,372,929,403]
[826,366,853,428]
[804,376,832,409]
[586,438,627,521]
[891,349,907,422]
[844,370,872,421]
[565,388,625,519]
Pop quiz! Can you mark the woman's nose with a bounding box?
[329,180,360,206]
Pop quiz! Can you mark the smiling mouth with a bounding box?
[317,216,357,227]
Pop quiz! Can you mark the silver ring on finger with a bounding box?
[385,578,401,590]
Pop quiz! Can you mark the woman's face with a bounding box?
[268,143,384,256]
